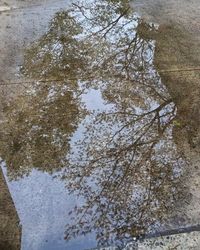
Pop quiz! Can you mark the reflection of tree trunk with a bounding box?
[0,168,21,249]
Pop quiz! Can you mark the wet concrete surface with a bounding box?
[138,231,200,250]
[0,0,200,249]
[0,167,21,250]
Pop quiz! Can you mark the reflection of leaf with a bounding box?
[0,83,85,179]
[22,11,89,81]
[0,0,191,248]
[57,1,188,247]
[173,120,182,127]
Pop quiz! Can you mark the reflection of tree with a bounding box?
[21,11,89,81]
[0,83,84,179]
[65,95,187,247]
[0,11,87,179]
[0,0,191,247]
[47,1,188,248]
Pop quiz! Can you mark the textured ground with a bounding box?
[0,167,21,249]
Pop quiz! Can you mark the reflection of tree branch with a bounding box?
[91,7,130,38]
[72,3,93,21]
[11,0,187,246]
[103,8,130,38]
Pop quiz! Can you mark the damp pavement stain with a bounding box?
[0,0,200,249]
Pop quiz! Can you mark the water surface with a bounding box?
[0,0,200,249]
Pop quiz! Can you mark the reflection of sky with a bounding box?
[82,89,111,111]
[1,164,96,250]
[71,87,115,144]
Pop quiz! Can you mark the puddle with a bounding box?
[0,0,200,249]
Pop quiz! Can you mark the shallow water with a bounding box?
[0,0,200,249]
